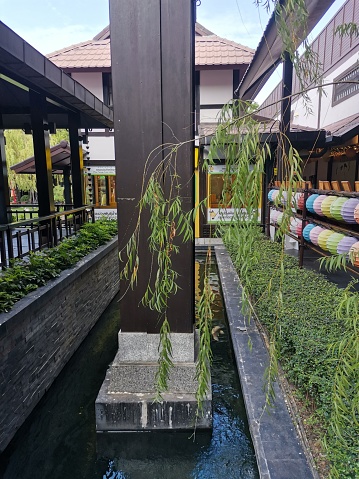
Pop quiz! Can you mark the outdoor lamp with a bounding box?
[337,236,358,255]
[306,194,319,213]
[321,195,337,218]
[302,223,316,242]
[326,232,345,254]
[313,195,327,216]
[318,230,334,251]
[341,198,359,223]
[309,226,326,246]
[330,197,348,221]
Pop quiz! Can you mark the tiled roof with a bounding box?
[48,24,254,70]
[195,35,254,66]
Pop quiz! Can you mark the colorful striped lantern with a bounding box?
[318,230,334,251]
[349,241,359,267]
[306,194,319,213]
[321,196,337,218]
[271,190,279,203]
[354,204,359,224]
[268,189,276,202]
[313,195,327,216]
[341,198,359,224]
[296,221,307,237]
[302,223,316,242]
[337,236,358,255]
[290,217,301,234]
[278,190,288,205]
[297,193,305,210]
[277,212,284,225]
[330,197,348,221]
[326,232,345,254]
[270,209,280,224]
[309,226,326,246]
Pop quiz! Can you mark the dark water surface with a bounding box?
[0,257,259,479]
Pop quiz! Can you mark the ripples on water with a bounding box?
[0,256,258,479]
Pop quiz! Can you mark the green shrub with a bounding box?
[0,219,118,314]
[224,229,359,479]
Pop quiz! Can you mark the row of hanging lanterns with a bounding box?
[268,189,359,224]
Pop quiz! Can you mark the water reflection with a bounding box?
[0,256,258,479]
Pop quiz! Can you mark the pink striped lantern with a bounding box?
[270,209,280,224]
[354,204,359,224]
[297,193,305,210]
[341,198,359,224]
[337,236,358,255]
[313,195,327,216]
[271,190,279,204]
[290,217,301,234]
[349,241,359,267]
[309,226,326,246]
[296,221,307,237]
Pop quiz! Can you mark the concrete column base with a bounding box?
[95,330,212,431]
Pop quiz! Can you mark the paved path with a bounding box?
[215,244,317,479]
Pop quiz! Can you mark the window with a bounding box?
[102,73,113,108]
[332,64,359,106]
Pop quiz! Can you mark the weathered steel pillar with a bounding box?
[30,90,54,217]
[0,115,10,224]
[68,113,85,208]
[96,0,211,432]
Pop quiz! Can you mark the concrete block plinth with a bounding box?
[95,331,212,431]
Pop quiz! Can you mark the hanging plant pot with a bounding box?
[309,226,326,246]
[321,196,337,218]
[330,197,348,221]
[318,229,334,251]
[337,236,358,255]
[313,195,327,216]
[326,232,345,254]
[306,194,319,213]
[303,223,316,242]
[341,198,359,223]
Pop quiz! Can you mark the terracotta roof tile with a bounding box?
[48,27,254,70]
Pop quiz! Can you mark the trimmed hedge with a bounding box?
[224,228,358,479]
[0,219,118,314]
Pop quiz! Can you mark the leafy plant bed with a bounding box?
[0,219,118,314]
[223,227,358,479]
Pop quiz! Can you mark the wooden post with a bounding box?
[30,90,54,217]
[110,0,195,334]
[278,52,293,182]
[0,115,10,224]
[68,113,85,209]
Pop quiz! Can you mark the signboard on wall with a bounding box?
[87,166,116,176]
[94,208,117,220]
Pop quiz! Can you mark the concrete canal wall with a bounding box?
[0,238,119,453]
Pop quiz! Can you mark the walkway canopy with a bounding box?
[0,21,114,223]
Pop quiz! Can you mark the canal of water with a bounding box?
[0,256,259,479]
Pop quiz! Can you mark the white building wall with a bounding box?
[71,72,104,101]
[200,69,233,123]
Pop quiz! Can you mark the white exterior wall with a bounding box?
[71,72,104,101]
[200,69,233,123]
[291,50,359,130]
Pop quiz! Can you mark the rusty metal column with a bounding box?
[0,115,10,224]
[30,90,54,217]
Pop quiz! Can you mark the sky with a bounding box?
[0,0,348,101]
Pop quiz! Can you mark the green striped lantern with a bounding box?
[330,197,348,221]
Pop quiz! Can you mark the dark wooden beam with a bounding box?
[278,52,293,181]
[0,115,10,224]
[30,90,54,217]
[63,166,72,205]
[68,113,85,208]
[110,0,194,333]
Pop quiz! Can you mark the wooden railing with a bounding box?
[0,206,95,269]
